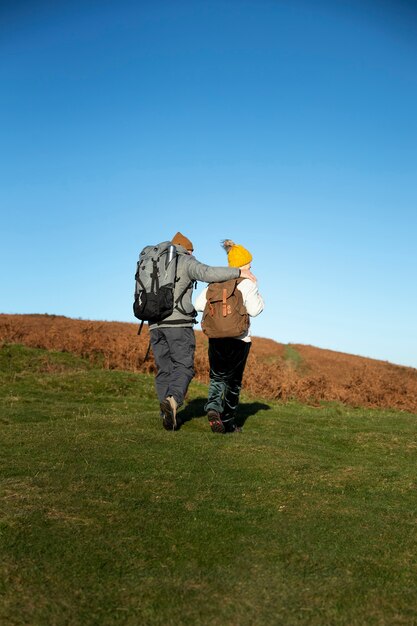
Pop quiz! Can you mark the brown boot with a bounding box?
[207,409,225,434]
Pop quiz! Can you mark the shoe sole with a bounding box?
[208,412,225,434]
[160,399,177,430]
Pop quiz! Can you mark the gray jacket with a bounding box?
[149,244,240,330]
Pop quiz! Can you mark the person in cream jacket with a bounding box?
[194,239,264,433]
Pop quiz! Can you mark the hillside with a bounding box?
[3,344,417,625]
[1,313,416,413]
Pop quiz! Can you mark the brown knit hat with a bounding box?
[172,231,194,252]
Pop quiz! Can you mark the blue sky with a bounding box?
[1,0,416,368]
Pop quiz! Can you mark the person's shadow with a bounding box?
[234,401,271,427]
[180,397,271,427]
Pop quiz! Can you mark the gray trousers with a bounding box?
[150,327,196,407]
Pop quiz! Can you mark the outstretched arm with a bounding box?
[187,258,240,283]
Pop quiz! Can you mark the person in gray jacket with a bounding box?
[151,231,256,431]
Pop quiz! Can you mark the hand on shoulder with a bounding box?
[240,268,257,282]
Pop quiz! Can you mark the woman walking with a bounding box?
[194,240,264,433]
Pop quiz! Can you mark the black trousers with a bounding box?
[205,338,251,425]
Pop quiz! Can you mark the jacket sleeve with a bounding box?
[186,257,240,283]
[239,280,264,317]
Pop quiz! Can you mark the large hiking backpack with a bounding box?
[201,278,249,339]
[133,241,178,326]
[133,241,195,335]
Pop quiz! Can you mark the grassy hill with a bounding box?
[1,314,416,413]
[2,344,417,625]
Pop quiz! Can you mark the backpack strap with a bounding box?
[156,318,197,326]
[174,279,196,316]
[143,339,152,363]
[222,288,227,317]
[150,259,159,294]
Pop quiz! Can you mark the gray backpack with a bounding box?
[133,242,178,329]
[133,242,194,336]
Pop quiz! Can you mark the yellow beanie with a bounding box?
[222,239,253,268]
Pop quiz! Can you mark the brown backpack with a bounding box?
[201,278,249,339]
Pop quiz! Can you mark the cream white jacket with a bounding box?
[194,278,264,342]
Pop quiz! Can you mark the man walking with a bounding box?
[149,232,256,431]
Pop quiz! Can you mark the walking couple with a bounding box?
[149,232,264,434]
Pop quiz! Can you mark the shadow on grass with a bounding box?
[234,402,272,427]
[180,397,271,427]
[180,397,207,423]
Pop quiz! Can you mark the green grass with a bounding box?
[283,344,304,371]
[1,344,417,625]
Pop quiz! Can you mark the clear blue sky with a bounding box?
[1,0,416,368]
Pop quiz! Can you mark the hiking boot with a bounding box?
[207,409,225,434]
[160,396,178,431]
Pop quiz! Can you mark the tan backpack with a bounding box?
[201,278,249,339]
